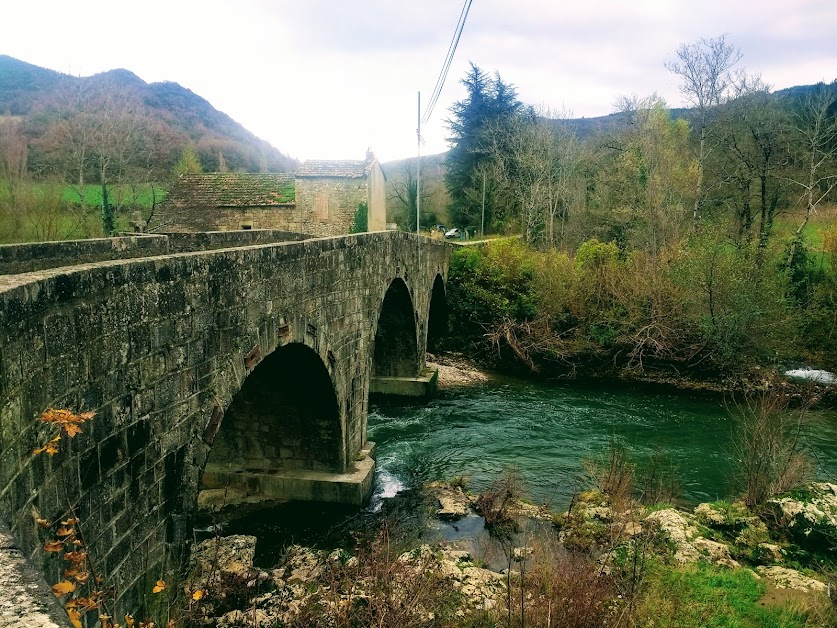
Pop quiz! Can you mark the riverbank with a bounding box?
[181,479,836,626]
[435,346,837,409]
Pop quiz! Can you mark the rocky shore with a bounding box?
[182,480,836,626]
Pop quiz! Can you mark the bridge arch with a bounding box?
[201,342,342,495]
[372,277,420,378]
[426,274,448,353]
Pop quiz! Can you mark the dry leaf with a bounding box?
[44,540,65,552]
[152,579,166,593]
[125,615,135,627]
[67,608,83,628]
[63,550,87,563]
[52,580,76,596]
[192,589,204,601]
[56,526,75,537]
[36,517,50,528]
[73,571,90,585]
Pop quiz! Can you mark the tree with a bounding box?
[588,95,696,254]
[174,145,202,177]
[485,107,582,246]
[37,76,146,235]
[389,156,446,231]
[445,64,521,229]
[716,75,787,256]
[781,82,837,267]
[666,35,741,225]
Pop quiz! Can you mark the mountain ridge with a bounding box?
[0,55,298,174]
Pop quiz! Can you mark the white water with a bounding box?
[784,368,837,385]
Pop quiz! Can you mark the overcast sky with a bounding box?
[4,0,836,162]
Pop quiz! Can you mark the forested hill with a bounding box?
[0,55,298,175]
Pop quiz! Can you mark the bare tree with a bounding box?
[486,108,581,246]
[0,115,29,239]
[666,35,742,225]
[40,76,146,234]
[782,83,837,266]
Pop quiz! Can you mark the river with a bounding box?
[224,375,837,565]
[369,376,837,508]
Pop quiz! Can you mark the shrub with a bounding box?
[731,391,814,508]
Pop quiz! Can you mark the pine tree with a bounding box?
[445,64,520,230]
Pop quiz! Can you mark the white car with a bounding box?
[444,228,461,239]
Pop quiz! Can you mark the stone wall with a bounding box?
[0,231,450,617]
[294,177,368,236]
[0,231,311,275]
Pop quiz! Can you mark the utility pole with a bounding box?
[416,91,421,236]
[481,170,486,238]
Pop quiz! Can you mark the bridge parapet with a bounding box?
[0,229,312,275]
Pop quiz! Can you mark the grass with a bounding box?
[55,183,167,209]
[0,208,133,244]
[635,561,825,627]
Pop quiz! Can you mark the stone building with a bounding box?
[152,152,386,236]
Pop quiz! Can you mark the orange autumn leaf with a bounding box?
[125,615,135,627]
[52,580,76,596]
[55,526,75,537]
[44,540,65,552]
[152,579,166,593]
[34,440,60,456]
[192,589,204,601]
[36,517,51,528]
[74,596,97,610]
[61,517,80,525]
[63,550,87,563]
[67,608,83,628]
[64,423,84,438]
[72,571,90,585]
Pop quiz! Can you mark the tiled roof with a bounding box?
[295,159,374,178]
[164,173,295,208]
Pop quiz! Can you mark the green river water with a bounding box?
[225,375,837,565]
[368,377,837,508]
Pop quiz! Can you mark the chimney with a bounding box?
[365,147,375,162]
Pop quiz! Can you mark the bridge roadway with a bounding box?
[0,229,451,621]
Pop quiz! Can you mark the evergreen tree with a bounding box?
[445,64,520,230]
[173,145,202,177]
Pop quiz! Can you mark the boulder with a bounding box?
[426,482,471,520]
[692,537,740,569]
[755,566,828,593]
[766,483,837,550]
[645,509,699,563]
[190,535,257,586]
[694,503,726,526]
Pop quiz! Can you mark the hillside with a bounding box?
[0,55,298,176]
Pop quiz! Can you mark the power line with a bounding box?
[422,0,473,126]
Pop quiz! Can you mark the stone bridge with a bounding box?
[0,230,451,621]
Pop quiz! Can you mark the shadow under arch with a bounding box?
[427,274,448,353]
[203,342,342,478]
[373,277,419,377]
